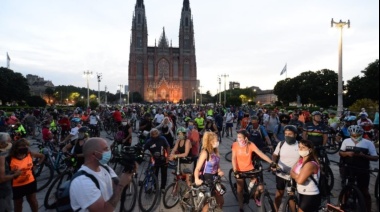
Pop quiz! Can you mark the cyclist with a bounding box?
[232,130,275,212]
[112,108,122,126]
[139,113,152,133]
[273,114,290,147]
[246,116,273,151]
[169,127,193,187]
[13,122,27,139]
[272,125,299,212]
[240,113,250,130]
[264,110,280,142]
[204,116,218,135]
[88,111,101,137]
[81,112,90,126]
[194,131,224,211]
[195,112,205,133]
[156,117,174,148]
[62,126,89,170]
[357,112,374,140]
[290,139,321,212]
[339,125,378,212]
[302,111,328,151]
[22,111,37,138]
[289,113,304,139]
[58,115,71,142]
[327,112,340,132]
[224,108,234,137]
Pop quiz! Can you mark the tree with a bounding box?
[26,96,47,107]
[45,87,55,104]
[360,59,379,101]
[349,99,378,115]
[130,92,143,103]
[0,67,30,104]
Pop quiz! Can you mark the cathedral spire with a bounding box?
[183,0,190,11]
[158,27,169,48]
[136,0,144,8]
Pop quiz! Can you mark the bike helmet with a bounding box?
[284,125,298,135]
[71,117,81,123]
[311,111,322,116]
[348,125,364,135]
[359,112,368,117]
[78,126,89,133]
[176,127,187,134]
[346,115,357,122]
[206,116,214,121]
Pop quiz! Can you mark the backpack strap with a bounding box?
[275,141,286,163]
[310,174,318,186]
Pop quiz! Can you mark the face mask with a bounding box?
[285,136,296,145]
[351,136,363,142]
[188,126,194,130]
[178,135,185,140]
[238,138,247,147]
[97,151,112,165]
[298,150,310,157]
[18,147,28,155]
[213,141,220,148]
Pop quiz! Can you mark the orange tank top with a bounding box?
[10,153,35,187]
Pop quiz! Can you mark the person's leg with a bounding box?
[160,164,168,190]
[13,198,23,212]
[274,190,284,212]
[356,172,371,212]
[236,178,244,210]
[26,193,38,212]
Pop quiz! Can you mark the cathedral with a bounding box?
[128,0,198,103]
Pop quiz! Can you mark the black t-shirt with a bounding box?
[139,119,152,132]
[144,136,169,166]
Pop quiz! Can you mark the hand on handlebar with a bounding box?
[195,178,203,186]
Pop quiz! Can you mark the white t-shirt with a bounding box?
[154,114,164,124]
[70,165,117,212]
[224,112,234,123]
[340,138,377,156]
[89,115,99,125]
[69,127,79,141]
[273,141,299,180]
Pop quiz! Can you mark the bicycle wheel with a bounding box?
[284,195,299,212]
[338,185,367,212]
[324,137,340,154]
[260,189,275,212]
[325,166,334,192]
[138,173,160,212]
[54,153,68,175]
[44,171,72,209]
[228,169,238,201]
[119,180,138,212]
[163,181,188,209]
[225,151,232,162]
[35,160,54,192]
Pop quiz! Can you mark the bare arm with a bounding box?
[254,148,273,164]
[0,156,21,183]
[291,162,317,184]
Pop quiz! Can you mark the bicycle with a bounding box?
[163,157,192,209]
[337,164,368,212]
[229,167,274,212]
[137,155,160,212]
[44,155,78,209]
[31,141,55,192]
[316,146,334,192]
[179,175,224,212]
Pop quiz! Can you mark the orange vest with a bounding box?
[10,154,35,187]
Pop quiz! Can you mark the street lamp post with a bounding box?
[331,18,350,115]
[221,74,229,106]
[127,91,130,105]
[199,85,203,105]
[96,73,102,104]
[118,85,123,105]
[83,70,93,108]
[105,85,108,105]
[218,76,221,104]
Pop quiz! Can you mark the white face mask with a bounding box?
[298,150,310,157]
[213,141,220,148]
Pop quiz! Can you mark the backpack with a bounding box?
[310,163,329,198]
[56,165,110,212]
[114,130,125,143]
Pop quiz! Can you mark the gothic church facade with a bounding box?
[128,0,198,103]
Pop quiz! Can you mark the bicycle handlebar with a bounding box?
[234,169,262,179]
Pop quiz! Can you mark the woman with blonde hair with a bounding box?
[194,131,224,211]
[156,117,174,148]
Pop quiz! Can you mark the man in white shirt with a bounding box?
[62,123,81,144]
[153,110,164,127]
[70,138,133,212]
[224,109,234,137]
[272,125,300,212]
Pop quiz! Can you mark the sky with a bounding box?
[0,0,378,95]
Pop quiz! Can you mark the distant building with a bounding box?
[229,82,240,90]
[256,89,278,105]
[26,74,55,96]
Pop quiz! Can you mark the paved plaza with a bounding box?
[24,127,379,212]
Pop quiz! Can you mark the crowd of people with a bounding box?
[0,104,378,212]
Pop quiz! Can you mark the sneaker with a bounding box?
[255,198,261,207]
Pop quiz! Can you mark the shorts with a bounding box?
[276,175,288,190]
[298,193,321,212]
[226,123,233,128]
[12,180,37,200]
